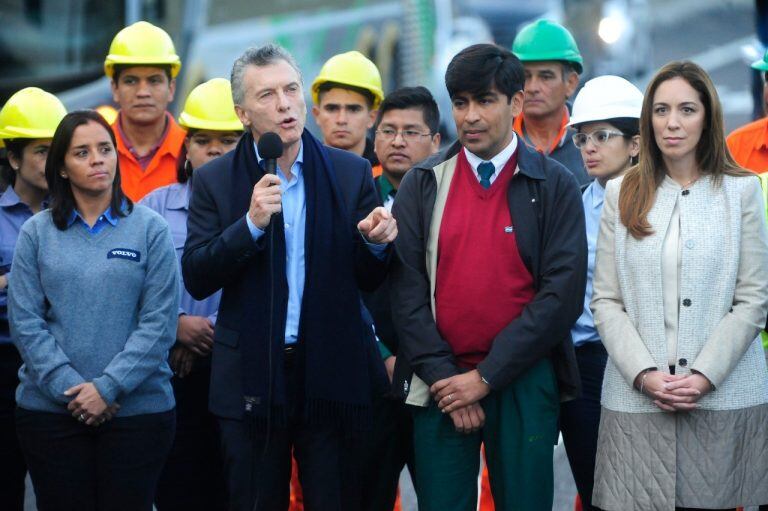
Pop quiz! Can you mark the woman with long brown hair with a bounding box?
[591,61,768,510]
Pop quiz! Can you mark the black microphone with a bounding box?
[257,132,284,175]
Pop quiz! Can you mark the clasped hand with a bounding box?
[430,370,491,434]
[637,370,712,412]
[65,382,119,426]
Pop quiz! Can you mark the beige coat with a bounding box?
[590,173,768,510]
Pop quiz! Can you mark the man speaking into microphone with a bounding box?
[182,44,396,511]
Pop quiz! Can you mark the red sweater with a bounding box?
[435,149,536,368]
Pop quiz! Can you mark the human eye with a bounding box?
[403,130,421,138]
[35,147,49,156]
[594,131,610,143]
[572,134,586,147]
[100,145,113,155]
[221,137,238,146]
[653,105,667,115]
[380,128,396,137]
[452,98,466,108]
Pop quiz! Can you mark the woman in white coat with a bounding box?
[591,60,768,510]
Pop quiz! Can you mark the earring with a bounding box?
[184,159,193,178]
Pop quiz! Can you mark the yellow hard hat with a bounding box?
[178,78,244,132]
[0,87,67,146]
[95,105,119,125]
[311,51,384,109]
[104,21,181,78]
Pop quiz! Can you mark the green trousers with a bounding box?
[410,359,559,511]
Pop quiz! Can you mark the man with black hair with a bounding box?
[311,51,383,168]
[358,86,441,511]
[390,43,586,510]
[104,21,186,201]
[511,19,590,185]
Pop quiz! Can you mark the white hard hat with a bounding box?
[567,75,643,127]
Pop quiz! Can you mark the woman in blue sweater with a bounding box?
[8,110,179,510]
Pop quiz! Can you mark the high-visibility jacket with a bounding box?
[112,114,186,202]
[756,173,768,353]
[727,116,768,173]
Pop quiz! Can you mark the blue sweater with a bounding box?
[8,205,179,416]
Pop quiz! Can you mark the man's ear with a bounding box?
[234,105,250,128]
[367,108,378,130]
[510,90,524,118]
[565,71,580,99]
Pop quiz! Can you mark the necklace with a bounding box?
[679,173,701,189]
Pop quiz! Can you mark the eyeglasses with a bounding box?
[572,130,625,148]
[376,128,433,142]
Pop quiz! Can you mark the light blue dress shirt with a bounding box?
[140,182,220,322]
[245,141,387,344]
[571,180,604,346]
[0,186,42,345]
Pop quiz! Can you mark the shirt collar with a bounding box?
[253,140,304,176]
[513,106,571,154]
[0,186,49,210]
[67,204,121,229]
[464,133,518,174]
[586,179,605,209]
[115,111,172,156]
[377,174,397,204]
[0,186,23,208]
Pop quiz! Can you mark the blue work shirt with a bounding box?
[245,141,386,344]
[571,180,604,346]
[140,182,220,322]
[0,187,44,345]
[67,205,120,234]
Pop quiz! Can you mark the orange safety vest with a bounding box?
[112,115,186,202]
[726,116,768,174]
[513,107,570,155]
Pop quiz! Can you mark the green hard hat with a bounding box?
[752,49,768,71]
[512,19,583,74]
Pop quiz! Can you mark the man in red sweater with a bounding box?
[390,44,586,510]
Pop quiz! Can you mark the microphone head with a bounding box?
[257,132,284,160]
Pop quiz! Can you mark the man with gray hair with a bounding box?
[182,44,397,510]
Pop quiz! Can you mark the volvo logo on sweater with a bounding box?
[107,248,141,262]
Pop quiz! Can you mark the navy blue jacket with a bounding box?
[182,142,389,419]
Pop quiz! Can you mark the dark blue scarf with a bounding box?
[230,130,371,429]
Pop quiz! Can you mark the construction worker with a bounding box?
[727,49,768,172]
[311,51,384,170]
[105,21,186,202]
[141,78,243,511]
[0,87,66,511]
[512,19,590,185]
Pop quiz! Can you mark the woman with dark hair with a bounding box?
[560,75,642,511]
[8,109,179,510]
[140,78,241,511]
[0,87,66,511]
[591,61,768,510]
